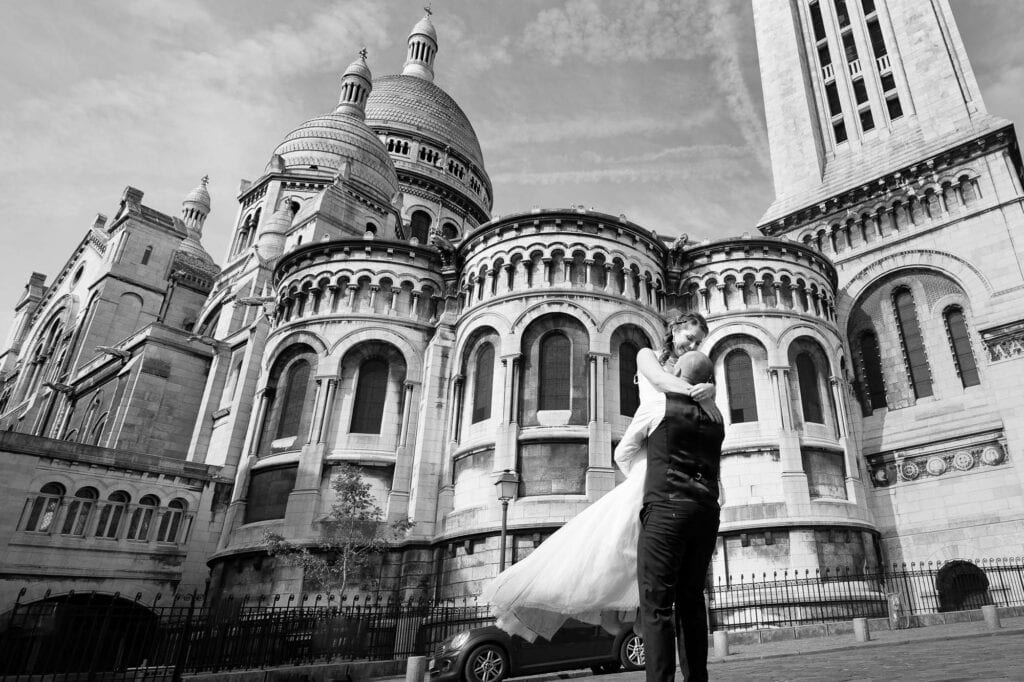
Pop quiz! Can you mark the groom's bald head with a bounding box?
[675,351,714,384]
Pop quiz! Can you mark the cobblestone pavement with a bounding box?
[592,621,1024,682]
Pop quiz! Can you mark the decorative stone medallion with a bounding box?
[925,456,947,476]
[952,450,974,471]
[900,461,921,481]
[981,445,1005,466]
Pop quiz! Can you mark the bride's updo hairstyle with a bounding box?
[658,312,710,364]
[675,351,714,384]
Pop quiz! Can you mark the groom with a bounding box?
[637,316,725,682]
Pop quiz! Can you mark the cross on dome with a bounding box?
[359,47,368,60]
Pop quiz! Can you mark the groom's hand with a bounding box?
[689,382,716,402]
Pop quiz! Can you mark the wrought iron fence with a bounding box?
[0,589,491,682]
[2,558,1022,681]
[708,557,1024,631]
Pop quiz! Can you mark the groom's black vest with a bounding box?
[643,393,725,507]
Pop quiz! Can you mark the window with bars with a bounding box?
[538,333,571,410]
[725,350,758,423]
[943,306,980,388]
[619,342,640,417]
[892,288,933,399]
[857,330,887,411]
[796,352,825,424]
[351,358,389,433]
[472,344,495,423]
[245,465,298,524]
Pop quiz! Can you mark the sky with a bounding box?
[1,0,1023,343]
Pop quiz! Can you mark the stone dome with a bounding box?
[411,15,437,41]
[366,74,486,172]
[268,114,399,204]
[183,176,211,211]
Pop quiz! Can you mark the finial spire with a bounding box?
[403,11,438,81]
[336,51,373,118]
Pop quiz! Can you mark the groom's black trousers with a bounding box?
[637,499,720,682]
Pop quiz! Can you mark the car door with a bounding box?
[516,619,601,672]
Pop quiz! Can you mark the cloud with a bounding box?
[518,0,770,170]
[481,109,719,150]
[491,156,753,186]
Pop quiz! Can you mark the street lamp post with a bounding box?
[495,469,519,571]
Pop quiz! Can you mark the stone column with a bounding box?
[368,284,380,312]
[772,283,783,309]
[346,284,359,310]
[504,264,515,294]
[389,286,401,315]
[604,264,616,294]
[495,354,521,474]
[411,292,421,319]
[587,352,614,499]
[450,375,465,444]
[583,259,594,288]
[306,379,325,445]
[717,283,727,312]
[769,366,811,514]
[328,284,341,312]
[755,281,765,306]
[399,381,416,447]
[316,378,337,443]
[541,258,552,287]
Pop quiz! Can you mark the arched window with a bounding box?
[858,330,887,410]
[539,333,571,410]
[24,482,66,533]
[796,352,824,424]
[944,306,980,388]
[156,499,187,543]
[409,210,432,244]
[472,344,495,423]
[61,487,98,536]
[95,491,130,539]
[442,222,459,240]
[892,288,933,398]
[126,495,159,541]
[725,350,758,423]
[276,361,311,439]
[619,342,640,417]
[351,358,389,433]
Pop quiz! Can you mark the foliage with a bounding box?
[264,464,414,593]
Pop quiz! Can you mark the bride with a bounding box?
[479,313,722,642]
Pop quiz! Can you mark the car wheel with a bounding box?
[619,632,645,671]
[463,644,509,682]
[591,662,622,675]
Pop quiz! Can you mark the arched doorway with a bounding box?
[0,593,159,675]
[935,560,991,612]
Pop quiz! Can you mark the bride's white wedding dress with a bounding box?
[479,372,665,642]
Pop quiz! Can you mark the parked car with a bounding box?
[428,618,645,682]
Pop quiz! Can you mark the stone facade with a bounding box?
[2,1,1024,614]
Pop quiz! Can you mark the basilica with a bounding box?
[2,0,1023,611]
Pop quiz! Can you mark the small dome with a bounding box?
[366,75,485,172]
[411,15,437,41]
[268,114,399,204]
[343,53,372,83]
[183,175,211,211]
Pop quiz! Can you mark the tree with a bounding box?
[264,464,414,593]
